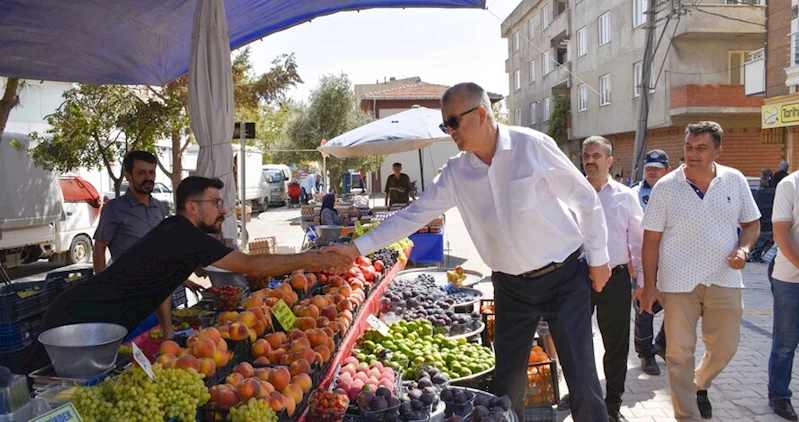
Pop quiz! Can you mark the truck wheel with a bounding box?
[67,235,92,265]
[259,199,268,212]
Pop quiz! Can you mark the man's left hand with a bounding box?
[183,279,204,293]
[727,248,747,270]
[589,264,611,292]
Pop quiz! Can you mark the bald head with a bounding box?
[442,83,494,122]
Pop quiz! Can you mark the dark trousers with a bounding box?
[591,267,632,413]
[493,257,607,422]
[634,307,666,358]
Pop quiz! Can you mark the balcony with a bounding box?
[786,33,799,88]
[670,84,763,119]
[744,48,765,96]
[673,2,765,39]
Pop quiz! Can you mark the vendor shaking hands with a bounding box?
[23,176,353,373]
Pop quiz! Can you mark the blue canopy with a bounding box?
[0,0,485,85]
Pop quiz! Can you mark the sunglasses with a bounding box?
[439,106,480,133]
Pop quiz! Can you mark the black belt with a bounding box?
[518,249,582,279]
[611,265,628,275]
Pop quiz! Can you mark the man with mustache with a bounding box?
[24,176,353,372]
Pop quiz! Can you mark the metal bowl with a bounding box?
[205,265,247,288]
[315,225,343,243]
[38,323,127,379]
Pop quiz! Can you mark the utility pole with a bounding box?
[631,1,658,183]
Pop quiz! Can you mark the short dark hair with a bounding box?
[176,176,224,212]
[122,151,157,174]
[685,121,723,148]
[392,163,402,168]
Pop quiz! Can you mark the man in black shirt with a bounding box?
[24,176,352,372]
[384,162,415,206]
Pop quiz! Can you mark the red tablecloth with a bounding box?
[297,248,410,421]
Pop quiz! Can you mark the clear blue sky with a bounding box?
[247,3,518,103]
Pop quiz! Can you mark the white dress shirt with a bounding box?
[354,124,609,275]
[641,164,761,293]
[596,178,644,287]
[301,174,316,194]
[770,171,799,283]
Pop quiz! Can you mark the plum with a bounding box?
[408,389,422,401]
[453,391,467,404]
[432,373,449,385]
[371,395,388,411]
[439,388,454,402]
[420,391,435,406]
[376,386,392,399]
[471,405,490,418]
[418,377,433,389]
[357,391,375,409]
[474,395,491,408]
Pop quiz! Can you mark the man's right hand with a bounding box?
[310,248,355,273]
[321,243,360,261]
[588,264,611,292]
[638,286,663,315]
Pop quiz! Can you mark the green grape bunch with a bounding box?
[228,398,279,422]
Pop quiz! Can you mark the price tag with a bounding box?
[131,342,156,381]
[30,402,84,422]
[272,299,296,331]
[367,314,390,336]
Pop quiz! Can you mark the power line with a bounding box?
[686,5,765,27]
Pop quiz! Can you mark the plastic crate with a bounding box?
[0,315,42,352]
[0,280,58,324]
[46,267,94,294]
[524,360,559,408]
[171,287,188,309]
[523,405,557,422]
[479,299,495,346]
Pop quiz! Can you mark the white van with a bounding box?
[262,164,292,206]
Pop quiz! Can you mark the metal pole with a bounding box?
[322,154,327,193]
[240,121,248,250]
[631,1,657,183]
[418,149,425,192]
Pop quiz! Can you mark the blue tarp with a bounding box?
[0,0,485,85]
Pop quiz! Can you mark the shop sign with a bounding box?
[273,299,296,330]
[29,403,83,422]
[762,100,799,129]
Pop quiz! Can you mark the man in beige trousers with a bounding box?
[639,121,761,420]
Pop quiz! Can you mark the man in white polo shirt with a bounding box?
[640,121,760,420]
[767,169,799,421]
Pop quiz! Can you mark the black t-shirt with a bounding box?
[385,173,412,205]
[24,215,232,372]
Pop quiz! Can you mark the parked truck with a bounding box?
[0,133,102,269]
[234,144,269,212]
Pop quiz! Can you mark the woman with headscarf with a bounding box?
[773,161,790,187]
[320,193,343,226]
[761,168,774,190]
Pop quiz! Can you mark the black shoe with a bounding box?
[557,393,570,410]
[607,411,629,422]
[640,356,660,375]
[655,343,666,361]
[697,390,712,419]
[770,399,799,420]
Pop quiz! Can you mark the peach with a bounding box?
[315,316,331,328]
[159,340,181,356]
[286,291,299,306]
[252,320,266,337]
[217,324,231,339]
[306,329,329,348]
[156,353,175,366]
[186,333,199,348]
[217,311,239,324]
[264,332,287,350]
[216,338,228,352]
[291,273,309,291]
[198,357,216,378]
[234,362,255,378]
[276,282,293,296]
[295,348,317,365]
[290,337,311,352]
[254,356,271,366]
[306,273,317,284]
[248,327,257,343]
[287,329,307,341]
[283,393,296,416]
[264,296,279,307]
[266,348,287,364]
[243,296,264,309]
[163,358,177,369]
[314,345,331,363]
[322,326,335,340]
[289,359,312,376]
[225,372,244,388]
[310,295,328,310]
[254,367,271,380]
[217,388,240,410]
[227,350,234,362]
[248,306,266,320]
[291,373,313,393]
[229,322,249,341]
[259,380,275,396]
[268,366,291,391]
[198,327,222,343]
[268,391,285,412]
[267,288,287,300]
[235,310,257,328]
[251,338,272,358]
[338,284,352,298]
[211,348,228,368]
[282,382,303,404]
[192,338,217,359]
[326,337,335,352]
[320,305,338,321]
[175,355,200,372]
[337,299,353,313]
[327,321,344,333]
[339,310,353,322]
[237,377,261,401]
[209,384,224,402]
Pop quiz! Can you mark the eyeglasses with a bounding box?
[439,106,480,133]
[191,198,225,209]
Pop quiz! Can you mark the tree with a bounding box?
[274,73,384,193]
[0,77,23,140]
[492,100,510,125]
[28,84,178,196]
[547,96,569,142]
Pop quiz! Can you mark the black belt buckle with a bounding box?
[519,249,582,279]
[611,265,627,275]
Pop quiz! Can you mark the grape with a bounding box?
[228,398,279,422]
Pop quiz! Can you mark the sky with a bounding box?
[246,2,519,104]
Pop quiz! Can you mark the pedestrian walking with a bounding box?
[640,121,761,420]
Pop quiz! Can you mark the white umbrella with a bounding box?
[188,0,237,242]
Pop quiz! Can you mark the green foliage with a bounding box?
[492,101,510,125]
[8,138,23,151]
[232,48,302,117]
[547,96,569,142]
[273,73,384,192]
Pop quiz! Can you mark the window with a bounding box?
[530,102,537,124]
[729,50,753,84]
[633,61,656,96]
[633,0,647,27]
[600,74,611,105]
[513,32,521,52]
[514,108,522,125]
[528,18,535,39]
[577,27,587,57]
[543,97,552,121]
[529,60,536,83]
[542,4,550,29]
[599,12,611,46]
[542,52,551,75]
[578,84,588,111]
[514,69,521,90]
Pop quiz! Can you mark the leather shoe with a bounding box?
[697,390,712,419]
[770,399,798,420]
[608,410,629,422]
[640,356,660,375]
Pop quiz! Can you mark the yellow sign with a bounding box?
[762,100,799,129]
[29,402,84,422]
[272,299,296,331]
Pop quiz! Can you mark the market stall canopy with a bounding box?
[318,106,452,158]
[0,0,486,85]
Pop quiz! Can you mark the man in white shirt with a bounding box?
[300,172,316,204]
[326,82,612,421]
[631,149,671,376]
[767,170,799,421]
[582,136,644,422]
[640,121,761,420]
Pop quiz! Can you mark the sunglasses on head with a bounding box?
[439,106,480,133]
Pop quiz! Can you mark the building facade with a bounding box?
[503,0,780,177]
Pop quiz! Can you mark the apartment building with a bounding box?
[747,0,799,171]
[503,0,780,177]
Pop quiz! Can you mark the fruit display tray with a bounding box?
[446,320,485,341]
[392,268,484,288]
[447,287,484,312]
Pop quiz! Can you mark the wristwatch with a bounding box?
[739,247,750,260]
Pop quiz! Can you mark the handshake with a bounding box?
[307,243,361,274]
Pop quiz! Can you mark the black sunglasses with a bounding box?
[439,106,480,133]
